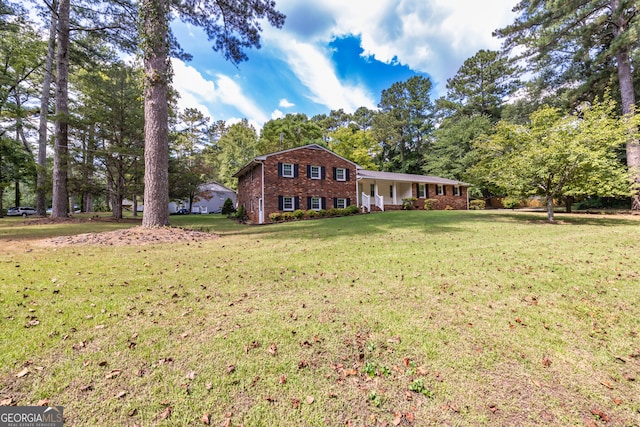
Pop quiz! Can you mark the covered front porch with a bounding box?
[358,179,414,212]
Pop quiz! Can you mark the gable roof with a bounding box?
[233,143,359,178]
[198,181,236,193]
[357,170,470,186]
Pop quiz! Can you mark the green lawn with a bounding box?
[1,211,639,426]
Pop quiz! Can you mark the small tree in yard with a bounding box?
[221,197,235,216]
[471,100,634,222]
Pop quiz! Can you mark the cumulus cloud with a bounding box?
[271,109,284,119]
[279,98,295,108]
[270,0,516,96]
[171,59,269,125]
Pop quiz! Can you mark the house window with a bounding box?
[370,184,375,197]
[335,167,346,181]
[453,186,461,196]
[310,197,321,210]
[436,184,444,196]
[282,196,294,211]
[282,163,294,178]
[310,165,321,179]
[335,198,347,209]
[389,185,394,198]
[418,184,426,198]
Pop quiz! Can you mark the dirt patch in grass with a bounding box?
[37,226,218,246]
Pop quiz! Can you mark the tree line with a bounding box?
[1,0,638,224]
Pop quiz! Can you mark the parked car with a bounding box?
[7,207,37,217]
[171,208,190,215]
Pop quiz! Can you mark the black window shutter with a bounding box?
[306,164,311,178]
[426,185,429,198]
[346,198,351,206]
[321,167,326,180]
[278,162,283,177]
[321,197,326,209]
[443,186,447,196]
[333,197,338,208]
[278,195,283,210]
[307,197,312,209]
[346,169,350,181]
[294,197,300,210]
[332,167,337,180]
[294,164,299,177]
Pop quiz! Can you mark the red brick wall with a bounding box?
[412,183,468,210]
[236,163,263,223]
[237,146,357,223]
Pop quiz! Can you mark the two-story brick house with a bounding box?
[234,144,470,224]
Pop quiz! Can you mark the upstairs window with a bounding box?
[308,165,323,179]
[278,162,298,178]
[335,167,346,181]
[282,163,294,178]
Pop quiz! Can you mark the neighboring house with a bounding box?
[234,144,470,224]
[169,181,237,214]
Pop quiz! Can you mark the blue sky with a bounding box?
[170,0,517,129]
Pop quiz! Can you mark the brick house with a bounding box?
[234,144,470,224]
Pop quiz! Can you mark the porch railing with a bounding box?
[375,195,384,211]
[361,193,371,212]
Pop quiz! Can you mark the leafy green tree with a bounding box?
[497,0,640,210]
[141,0,285,227]
[440,49,520,121]
[374,76,435,173]
[423,114,493,182]
[213,119,258,189]
[328,125,379,170]
[471,101,634,221]
[0,136,34,216]
[258,113,322,154]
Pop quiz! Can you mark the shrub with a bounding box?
[402,197,417,210]
[327,208,340,217]
[424,199,438,210]
[345,205,360,215]
[235,205,247,222]
[469,199,486,210]
[306,209,319,218]
[282,212,295,221]
[502,197,521,209]
[317,209,327,217]
[269,212,282,222]
[221,198,236,215]
[292,209,305,219]
[444,205,454,210]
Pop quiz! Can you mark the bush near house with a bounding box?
[469,200,486,210]
[222,198,236,216]
[402,197,418,210]
[424,199,439,210]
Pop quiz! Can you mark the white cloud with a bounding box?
[279,98,295,108]
[171,59,269,125]
[271,0,517,96]
[271,109,284,119]
[265,33,376,112]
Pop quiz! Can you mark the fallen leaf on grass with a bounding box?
[226,365,236,375]
[590,408,610,422]
[291,398,301,409]
[15,368,30,378]
[306,396,314,404]
[201,413,210,425]
[279,374,287,384]
[37,398,49,406]
[488,404,498,413]
[159,406,172,420]
[600,380,613,389]
[80,384,93,392]
[268,343,277,356]
[0,397,15,405]
[106,369,122,379]
[115,391,127,399]
[128,408,137,417]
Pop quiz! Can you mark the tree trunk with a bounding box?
[141,0,170,227]
[52,0,70,218]
[611,0,640,210]
[37,3,56,216]
[546,195,555,222]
